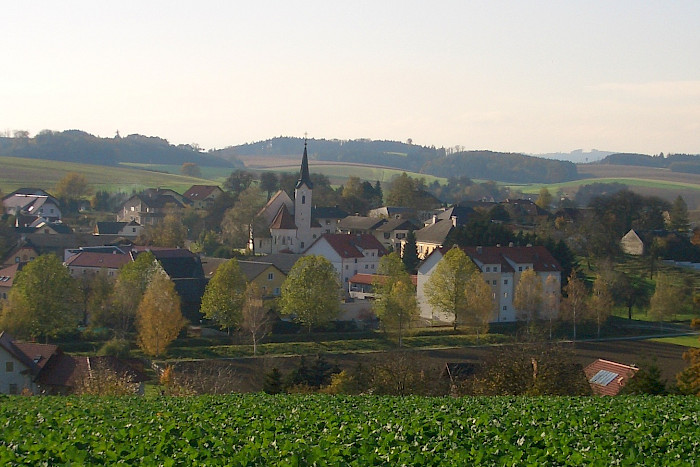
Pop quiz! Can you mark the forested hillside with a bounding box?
[602,152,700,174]
[0,130,238,168]
[421,150,578,183]
[218,137,579,183]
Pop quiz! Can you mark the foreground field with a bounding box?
[0,395,697,464]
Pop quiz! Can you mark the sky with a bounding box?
[2,1,699,155]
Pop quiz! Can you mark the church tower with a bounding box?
[294,140,314,250]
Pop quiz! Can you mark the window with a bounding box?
[354,259,357,263]
[365,264,368,269]
[494,266,499,272]
[492,280,497,285]
[15,257,19,263]
[312,234,317,239]
[268,273,274,281]
[6,361,14,372]
[384,233,390,239]
[274,287,281,295]
[504,279,508,285]
[326,220,330,225]
[131,206,135,211]
[371,264,375,269]
[345,265,349,270]
[301,195,306,204]
[503,306,508,311]
[518,267,522,272]
[504,292,508,298]
[485,267,490,272]
[300,242,304,249]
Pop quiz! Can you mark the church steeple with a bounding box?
[295,139,313,189]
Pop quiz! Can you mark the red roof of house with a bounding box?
[0,263,20,288]
[64,251,132,269]
[183,185,222,200]
[349,273,417,286]
[584,359,638,396]
[316,233,387,259]
[270,204,297,230]
[432,245,561,273]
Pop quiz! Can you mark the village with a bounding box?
[1,143,698,398]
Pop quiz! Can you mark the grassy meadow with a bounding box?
[0,156,217,194]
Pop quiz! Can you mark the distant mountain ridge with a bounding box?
[214,136,579,183]
[0,130,239,168]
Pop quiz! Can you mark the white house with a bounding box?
[304,233,387,286]
[417,245,561,324]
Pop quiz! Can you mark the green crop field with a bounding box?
[0,395,697,464]
[0,156,215,194]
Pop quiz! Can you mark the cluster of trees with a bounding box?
[0,253,186,356]
[602,152,700,175]
[258,345,592,397]
[0,130,237,168]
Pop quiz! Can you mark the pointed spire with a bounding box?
[295,138,313,189]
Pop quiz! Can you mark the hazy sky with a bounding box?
[3,1,699,155]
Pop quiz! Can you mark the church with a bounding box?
[250,142,336,254]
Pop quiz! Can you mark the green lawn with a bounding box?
[648,335,700,348]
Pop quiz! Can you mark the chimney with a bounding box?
[509,242,514,247]
[476,246,483,254]
[450,216,457,227]
[432,215,438,224]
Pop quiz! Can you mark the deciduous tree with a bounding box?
[240,282,272,355]
[109,252,158,336]
[649,273,679,327]
[561,270,588,341]
[424,246,477,330]
[0,254,79,341]
[464,273,495,342]
[535,187,552,210]
[372,252,418,346]
[223,169,254,199]
[589,274,613,338]
[542,275,560,339]
[513,268,543,331]
[54,172,92,201]
[279,255,340,332]
[180,162,201,178]
[221,186,267,248]
[669,195,690,232]
[200,258,247,334]
[136,272,186,357]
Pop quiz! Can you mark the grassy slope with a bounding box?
[0,156,217,194]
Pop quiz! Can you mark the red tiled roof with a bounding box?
[349,273,417,286]
[183,185,221,200]
[64,251,132,269]
[270,204,297,230]
[584,359,638,396]
[0,263,20,287]
[316,233,387,259]
[12,341,60,370]
[435,245,562,273]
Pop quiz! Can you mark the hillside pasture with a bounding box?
[0,156,213,194]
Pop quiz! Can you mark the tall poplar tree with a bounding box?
[425,246,478,330]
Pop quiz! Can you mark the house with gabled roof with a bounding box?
[64,251,132,279]
[93,221,142,238]
[0,332,146,395]
[313,205,349,234]
[0,263,21,301]
[116,188,190,226]
[183,185,224,210]
[584,359,638,396]
[374,217,419,251]
[1,243,38,268]
[304,233,387,286]
[413,216,457,260]
[2,189,62,222]
[417,244,561,323]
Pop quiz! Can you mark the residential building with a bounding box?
[93,221,143,238]
[2,189,62,222]
[416,245,561,323]
[0,263,20,301]
[64,251,132,278]
[304,233,387,286]
[116,188,190,225]
[183,185,224,210]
